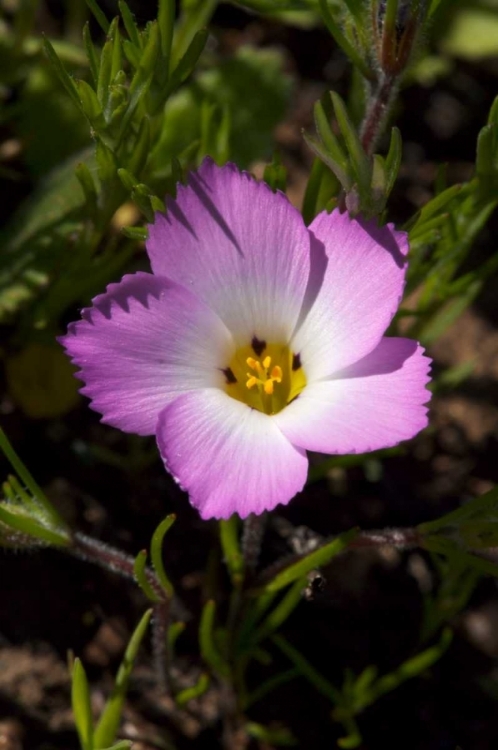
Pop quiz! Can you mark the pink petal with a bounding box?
[59,273,233,436]
[147,159,311,345]
[292,210,409,381]
[156,389,308,519]
[275,338,431,454]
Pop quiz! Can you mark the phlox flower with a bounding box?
[60,159,431,520]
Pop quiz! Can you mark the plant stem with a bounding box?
[359,74,398,156]
[70,531,172,691]
[241,513,267,576]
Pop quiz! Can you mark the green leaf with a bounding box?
[272,634,341,703]
[318,0,373,80]
[93,610,152,749]
[253,577,305,643]
[42,36,82,112]
[71,658,94,750]
[118,1,141,48]
[117,22,160,139]
[199,600,230,678]
[263,528,358,593]
[175,672,210,706]
[97,19,119,114]
[133,550,161,602]
[0,504,69,547]
[330,91,371,196]
[158,0,175,74]
[246,721,297,746]
[384,126,402,196]
[0,428,65,528]
[83,22,100,86]
[263,153,287,192]
[167,28,209,95]
[100,743,132,750]
[85,0,110,34]
[314,99,349,174]
[121,225,148,241]
[75,79,105,127]
[150,514,176,597]
[220,516,244,587]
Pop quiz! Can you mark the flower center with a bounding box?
[223,337,306,415]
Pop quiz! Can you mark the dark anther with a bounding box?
[292,352,302,371]
[223,367,237,384]
[251,336,266,357]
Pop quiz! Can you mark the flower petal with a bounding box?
[291,210,409,381]
[59,272,234,436]
[275,338,431,453]
[147,159,311,345]
[156,388,308,519]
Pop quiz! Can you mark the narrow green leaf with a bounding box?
[95,137,117,182]
[0,504,69,547]
[42,36,82,111]
[121,225,148,241]
[94,610,152,749]
[199,600,230,678]
[71,658,94,750]
[302,158,340,224]
[246,721,297,746]
[75,162,99,215]
[384,126,402,196]
[133,550,161,602]
[75,79,105,127]
[272,634,341,703]
[330,91,372,195]
[167,621,186,651]
[150,514,176,597]
[122,39,141,69]
[167,28,209,95]
[318,0,374,81]
[85,0,110,34]
[83,22,99,86]
[158,0,176,73]
[254,578,305,643]
[117,23,160,140]
[97,35,115,110]
[101,742,132,750]
[367,629,452,705]
[0,429,64,527]
[245,668,299,709]
[220,516,244,587]
[176,672,210,706]
[126,116,151,178]
[118,1,141,48]
[314,100,349,172]
[263,153,287,193]
[264,528,358,593]
[418,484,498,535]
[303,132,351,189]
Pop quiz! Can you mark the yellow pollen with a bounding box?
[225,342,307,416]
[244,354,280,394]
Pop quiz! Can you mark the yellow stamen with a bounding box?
[226,342,307,416]
[271,365,283,382]
[264,380,274,395]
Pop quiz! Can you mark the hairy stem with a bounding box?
[70,531,172,691]
[359,74,398,156]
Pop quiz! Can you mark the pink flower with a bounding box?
[60,159,431,520]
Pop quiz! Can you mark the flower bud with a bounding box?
[373,0,428,77]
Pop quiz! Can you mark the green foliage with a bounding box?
[151,45,292,174]
[304,93,403,219]
[133,514,176,601]
[0,428,70,548]
[70,610,151,750]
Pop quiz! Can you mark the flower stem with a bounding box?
[70,531,172,691]
[241,513,267,576]
[359,74,398,156]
